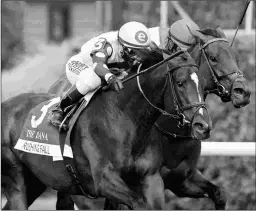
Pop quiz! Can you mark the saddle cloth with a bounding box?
[14,89,98,161]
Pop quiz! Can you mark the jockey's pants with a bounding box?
[65,54,101,95]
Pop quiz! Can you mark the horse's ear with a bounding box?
[215,26,226,38]
[187,26,207,44]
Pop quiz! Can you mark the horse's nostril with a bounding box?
[193,121,210,132]
[233,88,245,96]
[193,121,211,140]
[193,122,204,131]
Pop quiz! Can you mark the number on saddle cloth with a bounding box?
[14,97,73,158]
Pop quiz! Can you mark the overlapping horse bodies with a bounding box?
[1,49,210,209]
[52,27,251,210]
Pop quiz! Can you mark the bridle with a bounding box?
[198,38,244,101]
[135,51,206,128]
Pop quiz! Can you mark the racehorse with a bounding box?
[1,49,210,210]
[51,27,251,210]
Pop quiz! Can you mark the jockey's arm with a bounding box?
[90,38,114,83]
[90,38,123,92]
[91,53,113,83]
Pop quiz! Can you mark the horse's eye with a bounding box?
[209,55,218,62]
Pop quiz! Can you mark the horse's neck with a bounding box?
[120,75,163,139]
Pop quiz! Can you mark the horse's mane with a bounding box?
[143,41,164,64]
[198,28,223,38]
[188,27,224,52]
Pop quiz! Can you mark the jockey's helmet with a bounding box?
[118,21,151,65]
[168,19,200,49]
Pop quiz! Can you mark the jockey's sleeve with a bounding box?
[90,38,114,82]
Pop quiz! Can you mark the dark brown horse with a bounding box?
[103,27,251,210]
[52,27,251,210]
[1,50,210,210]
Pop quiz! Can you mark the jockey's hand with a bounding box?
[116,70,128,80]
[104,75,124,93]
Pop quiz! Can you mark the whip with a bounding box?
[231,1,251,46]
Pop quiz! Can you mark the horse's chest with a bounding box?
[119,151,160,187]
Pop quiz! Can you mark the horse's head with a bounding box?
[142,50,211,140]
[189,26,251,108]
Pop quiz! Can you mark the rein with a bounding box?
[121,50,186,84]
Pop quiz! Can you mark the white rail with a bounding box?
[201,142,255,156]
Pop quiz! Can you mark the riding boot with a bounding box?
[48,86,84,130]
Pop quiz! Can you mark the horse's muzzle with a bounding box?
[191,108,212,140]
[231,77,251,108]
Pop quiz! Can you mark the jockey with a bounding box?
[149,18,200,52]
[49,21,152,129]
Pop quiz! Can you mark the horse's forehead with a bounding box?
[176,66,195,78]
[190,72,199,83]
[204,42,234,61]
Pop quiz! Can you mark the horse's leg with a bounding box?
[188,169,226,210]
[79,137,140,209]
[23,165,47,208]
[142,171,165,209]
[1,157,28,209]
[95,163,140,209]
[104,198,123,210]
[56,192,74,210]
[162,164,206,198]
[164,168,226,210]
[103,171,165,210]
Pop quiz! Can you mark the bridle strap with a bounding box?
[154,122,192,138]
[200,45,220,85]
[199,38,228,50]
[122,50,186,85]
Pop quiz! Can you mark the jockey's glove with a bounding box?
[104,75,124,93]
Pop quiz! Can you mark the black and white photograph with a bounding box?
[1,0,255,210]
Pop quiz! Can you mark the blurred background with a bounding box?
[1,0,255,210]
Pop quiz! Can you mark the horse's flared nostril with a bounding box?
[193,122,209,132]
[192,121,211,140]
[231,86,251,108]
[193,122,204,131]
[233,87,246,98]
